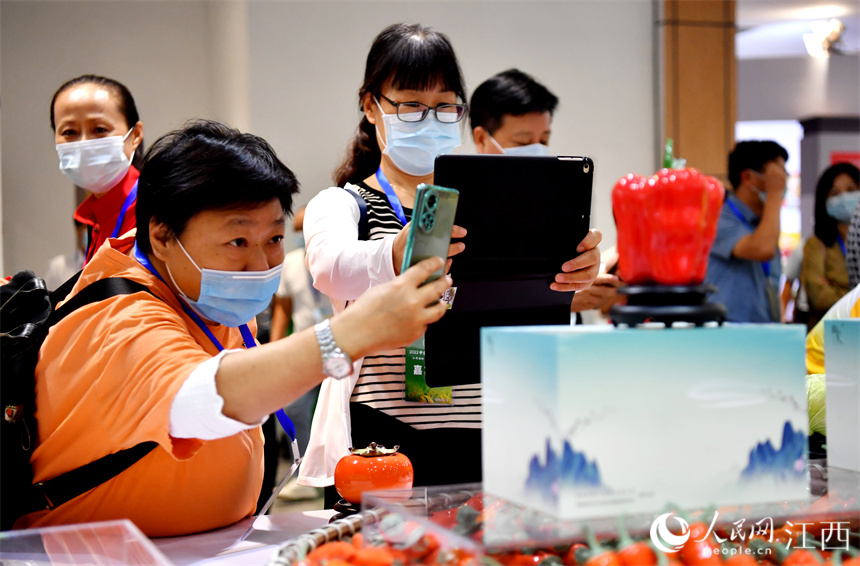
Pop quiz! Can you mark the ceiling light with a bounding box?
[803,18,845,57]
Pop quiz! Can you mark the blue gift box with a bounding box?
[481,324,809,519]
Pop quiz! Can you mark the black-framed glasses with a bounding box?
[376,93,467,124]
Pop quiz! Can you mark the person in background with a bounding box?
[299,24,602,505]
[19,120,452,536]
[44,220,87,290]
[470,68,557,157]
[269,206,330,501]
[469,68,619,322]
[51,75,144,266]
[801,162,860,330]
[705,140,788,323]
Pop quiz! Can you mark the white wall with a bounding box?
[1,0,656,276]
[737,54,860,121]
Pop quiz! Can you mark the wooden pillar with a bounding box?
[661,0,736,185]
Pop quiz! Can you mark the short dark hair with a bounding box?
[813,162,860,246]
[727,140,788,191]
[135,120,299,255]
[468,68,559,135]
[333,23,467,187]
[50,74,145,171]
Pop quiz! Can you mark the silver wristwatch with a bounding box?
[314,319,352,379]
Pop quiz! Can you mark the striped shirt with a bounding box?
[350,182,482,430]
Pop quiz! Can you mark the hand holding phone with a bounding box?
[401,184,460,284]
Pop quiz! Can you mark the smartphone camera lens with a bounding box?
[420,211,436,232]
[425,191,438,211]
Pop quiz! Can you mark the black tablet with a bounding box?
[424,154,594,388]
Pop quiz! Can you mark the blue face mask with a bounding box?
[489,135,551,157]
[826,191,860,223]
[375,99,461,176]
[166,238,282,327]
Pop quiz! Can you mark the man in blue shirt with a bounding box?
[706,140,788,322]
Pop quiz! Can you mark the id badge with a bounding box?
[441,287,457,309]
[404,335,452,404]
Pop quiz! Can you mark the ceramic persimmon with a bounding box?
[334,442,414,505]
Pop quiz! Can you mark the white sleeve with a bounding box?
[169,350,268,440]
[303,186,397,302]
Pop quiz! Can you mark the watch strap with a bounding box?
[315,319,352,378]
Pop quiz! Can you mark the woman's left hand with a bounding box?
[551,228,602,292]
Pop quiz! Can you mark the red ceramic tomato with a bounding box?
[334,442,414,505]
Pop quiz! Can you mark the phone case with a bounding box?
[401,183,460,283]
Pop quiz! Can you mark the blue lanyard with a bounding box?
[85,181,138,262]
[837,234,846,257]
[133,242,255,347]
[726,199,771,278]
[132,243,293,432]
[111,180,138,238]
[375,167,408,225]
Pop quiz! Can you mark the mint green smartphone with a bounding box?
[401,183,460,283]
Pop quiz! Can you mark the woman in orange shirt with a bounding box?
[21,119,452,537]
[51,75,144,265]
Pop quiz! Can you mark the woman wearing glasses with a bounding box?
[298,23,602,503]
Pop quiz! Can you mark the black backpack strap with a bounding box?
[50,277,152,325]
[48,269,83,305]
[25,277,160,515]
[343,187,369,241]
[26,442,158,513]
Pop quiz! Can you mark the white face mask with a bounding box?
[826,190,860,223]
[375,100,461,176]
[57,128,134,194]
[489,135,551,157]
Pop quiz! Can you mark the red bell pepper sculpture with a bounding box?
[612,167,724,286]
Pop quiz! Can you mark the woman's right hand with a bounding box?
[392,224,467,275]
[331,257,452,357]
